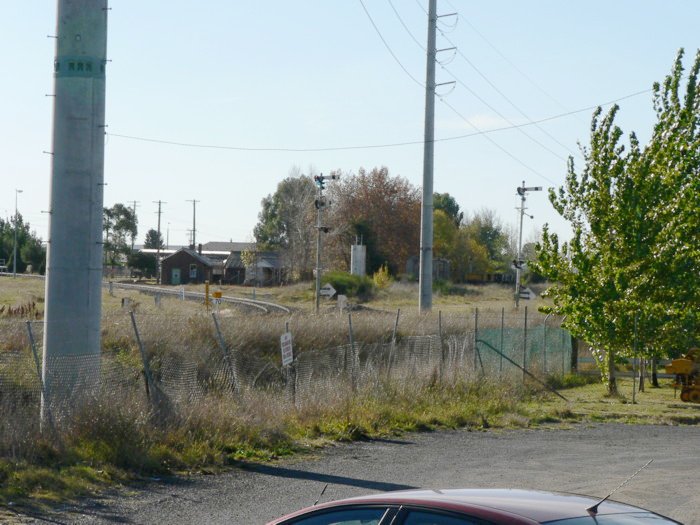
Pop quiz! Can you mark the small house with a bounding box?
[160,248,216,285]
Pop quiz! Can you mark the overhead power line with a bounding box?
[386,0,569,162]
[107,87,652,154]
[357,0,424,88]
[460,15,573,114]
[438,30,575,158]
[439,96,557,186]
[416,0,584,152]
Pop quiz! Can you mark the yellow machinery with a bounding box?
[666,348,700,403]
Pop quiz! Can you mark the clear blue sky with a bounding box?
[2,1,699,248]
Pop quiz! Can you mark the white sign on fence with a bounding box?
[280,332,294,366]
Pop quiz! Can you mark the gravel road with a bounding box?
[12,423,700,524]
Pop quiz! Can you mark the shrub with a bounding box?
[372,264,392,289]
[322,271,374,299]
[545,373,599,390]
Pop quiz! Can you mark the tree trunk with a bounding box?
[607,347,617,395]
[571,338,579,373]
[651,357,660,388]
[638,358,646,392]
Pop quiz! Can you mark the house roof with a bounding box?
[201,241,256,253]
[225,251,279,269]
[162,248,217,267]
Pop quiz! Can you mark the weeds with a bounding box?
[0,278,692,509]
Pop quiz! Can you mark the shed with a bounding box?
[161,248,216,285]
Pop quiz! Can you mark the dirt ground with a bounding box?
[6,423,699,524]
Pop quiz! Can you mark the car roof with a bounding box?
[270,488,662,524]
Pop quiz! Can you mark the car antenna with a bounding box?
[313,483,329,506]
[587,459,653,515]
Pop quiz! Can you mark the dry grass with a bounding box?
[2,275,694,511]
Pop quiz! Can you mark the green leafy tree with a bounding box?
[0,215,45,273]
[434,192,463,226]
[127,251,156,278]
[20,237,46,274]
[449,229,490,282]
[464,209,510,271]
[254,167,316,280]
[104,203,138,265]
[433,209,458,260]
[637,50,700,354]
[143,228,164,250]
[534,49,700,394]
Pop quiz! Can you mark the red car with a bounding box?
[267,488,681,524]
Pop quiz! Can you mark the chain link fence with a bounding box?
[0,308,572,435]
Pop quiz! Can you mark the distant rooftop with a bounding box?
[201,241,256,253]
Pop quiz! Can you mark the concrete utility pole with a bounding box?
[154,200,166,284]
[187,199,199,248]
[419,0,437,312]
[130,200,139,251]
[13,189,22,277]
[514,181,542,309]
[313,173,337,313]
[43,0,108,417]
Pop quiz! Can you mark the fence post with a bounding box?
[26,321,58,439]
[632,313,637,404]
[348,312,357,392]
[438,310,444,380]
[129,311,155,402]
[543,313,551,374]
[212,312,240,395]
[499,307,504,375]
[473,308,479,373]
[387,308,400,379]
[522,306,528,383]
[284,320,296,407]
[392,308,400,346]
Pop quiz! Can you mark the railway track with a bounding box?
[1,274,290,314]
[107,281,291,314]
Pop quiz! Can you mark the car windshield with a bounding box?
[545,512,678,524]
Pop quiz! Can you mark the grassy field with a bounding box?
[1,377,697,514]
[0,276,538,315]
[1,275,697,514]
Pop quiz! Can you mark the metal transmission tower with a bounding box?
[43,0,108,418]
[514,181,542,308]
[187,199,200,248]
[313,173,337,313]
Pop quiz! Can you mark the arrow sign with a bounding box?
[320,283,336,297]
[519,287,536,300]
